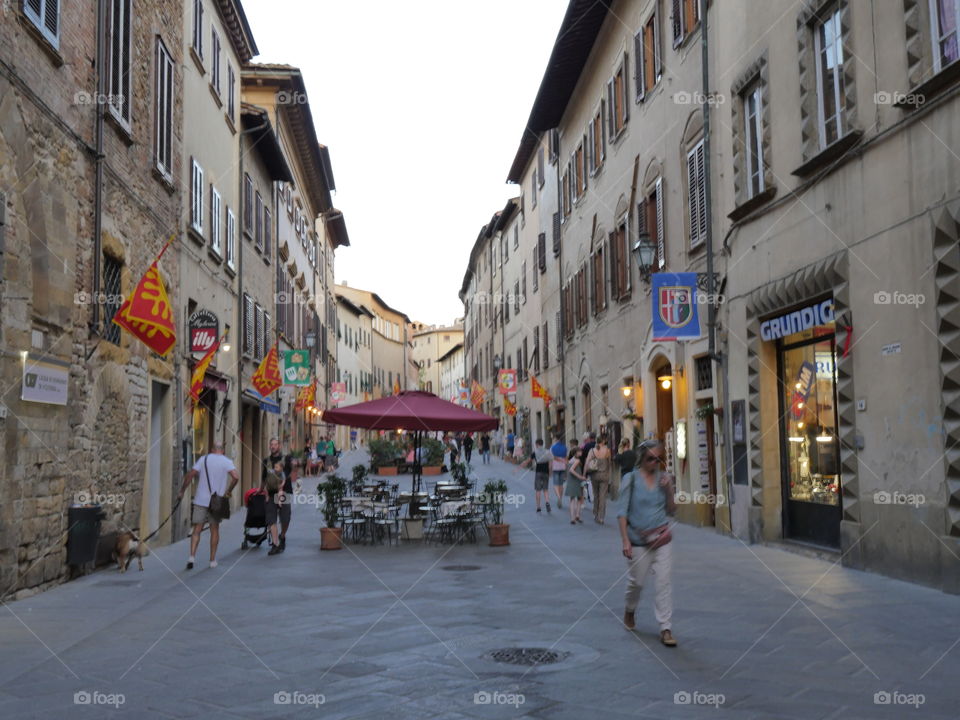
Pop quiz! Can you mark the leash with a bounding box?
[140,496,184,543]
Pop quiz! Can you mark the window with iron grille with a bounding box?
[255,192,263,250]
[242,293,253,356]
[695,355,713,391]
[103,255,122,345]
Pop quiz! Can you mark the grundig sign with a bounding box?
[760,299,835,341]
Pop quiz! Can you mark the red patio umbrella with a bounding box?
[321,391,498,495]
[322,391,498,432]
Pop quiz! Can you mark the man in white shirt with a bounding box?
[178,442,239,569]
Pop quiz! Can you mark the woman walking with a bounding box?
[617,440,677,647]
[586,436,613,524]
[564,448,586,524]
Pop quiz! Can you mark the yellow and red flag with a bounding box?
[504,395,517,416]
[251,343,282,397]
[470,379,486,409]
[112,237,176,356]
[295,379,316,411]
[393,380,401,395]
[530,374,553,407]
[189,332,223,402]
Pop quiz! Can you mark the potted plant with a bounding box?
[420,437,445,475]
[317,474,346,550]
[450,461,468,486]
[351,463,368,494]
[368,438,399,475]
[483,479,510,547]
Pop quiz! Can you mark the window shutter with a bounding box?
[607,80,615,136]
[600,100,607,160]
[44,0,60,38]
[255,304,264,360]
[656,178,666,268]
[264,207,272,255]
[622,53,630,123]
[654,6,663,80]
[635,31,644,100]
[588,121,596,173]
[552,212,561,255]
[538,232,547,271]
[696,143,707,243]
[672,0,683,45]
[608,231,618,299]
[687,148,700,243]
[537,147,545,186]
[243,294,254,355]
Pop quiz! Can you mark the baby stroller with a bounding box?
[241,488,270,550]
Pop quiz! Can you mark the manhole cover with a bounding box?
[486,648,570,666]
[441,565,482,572]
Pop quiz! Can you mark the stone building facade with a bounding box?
[410,323,464,394]
[0,0,185,596]
[461,0,960,592]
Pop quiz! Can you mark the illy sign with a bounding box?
[189,309,219,353]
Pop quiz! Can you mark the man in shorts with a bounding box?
[178,442,239,569]
[521,438,553,512]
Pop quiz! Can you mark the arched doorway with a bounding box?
[653,360,674,446]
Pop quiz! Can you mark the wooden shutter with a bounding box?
[672,0,683,45]
[644,21,656,92]
[243,293,254,355]
[687,147,700,244]
[255,304,264,360]
[537,147,545,186]
[653,5,662,81]
[543,321,549,368]
[553,212,561,254]
[608,231,619,299]
[538,232,547,271]
[684,0,697,33]
[621,53,630,123]
[656,178,665,268]
[607,80,616,136]
[634,30,644,100]
[588,120,596,173]
[696,144,706,243]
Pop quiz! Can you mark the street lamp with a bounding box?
[632,230,658,281]
[493,355,502,372]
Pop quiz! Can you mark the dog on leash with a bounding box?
[113,531,147,573]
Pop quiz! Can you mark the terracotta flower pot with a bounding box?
[377,466,399,476]
[402,518,424,540]
[320,526,343,551]
[422,466,442,476]
[488,524,510,547]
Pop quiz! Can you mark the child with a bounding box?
[564,448,586,524]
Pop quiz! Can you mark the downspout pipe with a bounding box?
[700,0,735,523]
[91,0,106,335]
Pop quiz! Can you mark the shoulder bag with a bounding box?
[205,455,231,520]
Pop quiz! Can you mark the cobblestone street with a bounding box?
[1,450,958,719]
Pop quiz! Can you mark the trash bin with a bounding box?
[67,505,106,566]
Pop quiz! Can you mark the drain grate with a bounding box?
[441,565,482,572]
[487,647,570,666]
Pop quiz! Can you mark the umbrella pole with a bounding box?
[412,431,422,495]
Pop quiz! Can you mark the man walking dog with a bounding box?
[178,442,239,569]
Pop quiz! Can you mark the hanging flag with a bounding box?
[530,374,553,406]
[652,272,701,341]
[470,379,486,408]
[498,369,517,395]
[393,380,401,395]
[112,237,176,356]
[295,379,317,411]
[330,381,346,406]
[251,343,282,397]
[458,385,470,406]
[504,395,517,416]
[189,332,224,402]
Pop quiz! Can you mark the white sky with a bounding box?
[243,0,567,325]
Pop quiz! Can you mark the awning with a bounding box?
[244,388,280,414]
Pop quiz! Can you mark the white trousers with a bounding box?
[624,541,672,631]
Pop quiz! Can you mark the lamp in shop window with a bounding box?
[632,230,658,281]
[621,385,632,397]
[658,374,672,390]
[221,341,231,353]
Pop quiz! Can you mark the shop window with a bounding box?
[780,331,841,508]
